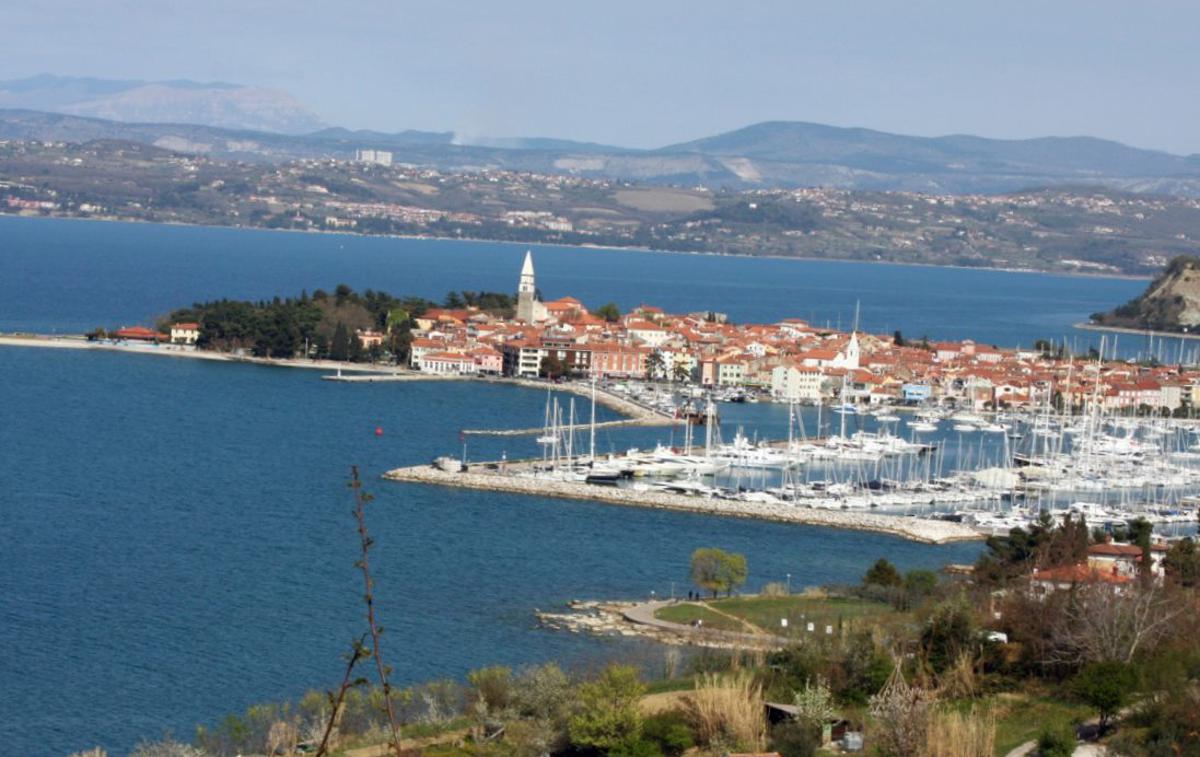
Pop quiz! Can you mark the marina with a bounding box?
[384,376,1200,543]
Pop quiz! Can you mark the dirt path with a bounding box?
[692,602,768,635]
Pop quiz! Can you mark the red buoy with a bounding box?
[375,426,383,436]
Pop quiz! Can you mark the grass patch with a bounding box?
[655,603,747,632]
[990,693,1090,756]
[657,595,904,638]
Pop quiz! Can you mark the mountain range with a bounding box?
[0,74,325,134]
[3,75,1200,195]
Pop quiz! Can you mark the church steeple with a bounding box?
[517,250,539,322]
[518,250,536,295]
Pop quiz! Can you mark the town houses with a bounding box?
[402,253,1200,414]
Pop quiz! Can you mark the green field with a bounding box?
[654,595,902,637]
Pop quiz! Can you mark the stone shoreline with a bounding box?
[382,464,982,544]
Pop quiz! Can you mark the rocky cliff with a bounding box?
[1093,256,1200,331]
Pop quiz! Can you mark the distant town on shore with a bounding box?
[4,137,1200,277]
[86,251,1200,417]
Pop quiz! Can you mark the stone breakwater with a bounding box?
[382,464,982,545]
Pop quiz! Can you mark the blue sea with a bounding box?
[0,216,1157,755]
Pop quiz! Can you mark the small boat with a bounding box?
[953,423,978,433]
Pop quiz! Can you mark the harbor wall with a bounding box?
[383,464,983,545]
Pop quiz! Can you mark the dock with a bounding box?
[382,463,982,545]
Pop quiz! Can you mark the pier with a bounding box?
[382,462,982,545]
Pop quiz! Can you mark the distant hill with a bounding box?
[1092,256,1200,332]
[662,121,1200,177]
[4,99,1200,195]
[0,75,325,134]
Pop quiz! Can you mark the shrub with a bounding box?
[1072,661,1136,730]
[128,737,206,757]
[641,710,695,756]
[921,597,976,673]
[467,665,513,712]
[1036,721,1076,757]
[770,719,820,757]
[568,664,645,752]
[864,558,903,588]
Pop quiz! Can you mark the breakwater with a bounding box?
[382,463,982,545]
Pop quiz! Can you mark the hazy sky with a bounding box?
[4,1,1198,153]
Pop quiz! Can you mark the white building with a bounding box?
[771,365,827,402]
[169,322,200,345]
[355,149,393,166]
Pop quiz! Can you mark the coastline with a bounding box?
[1074,322,1200,341]
[0,211,1152,282]
[0,333,676,423]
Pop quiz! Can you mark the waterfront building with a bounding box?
[114,326,164,342]
[169,322,200,345]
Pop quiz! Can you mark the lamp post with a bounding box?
[786,573,791,595]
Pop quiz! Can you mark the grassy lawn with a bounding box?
[990,693,1091,756]
[654,602,748,632]
[656,595,904,638]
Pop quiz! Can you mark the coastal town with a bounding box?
[78,250,1200,413]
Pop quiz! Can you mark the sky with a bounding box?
[3,0,1198,154]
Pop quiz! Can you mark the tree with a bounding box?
[868,660,930,757]
[864,558,903,588]
[330,322,350,361]
[920,597,976,673]
[1072,661,1136,730]
[893,330,905,347]
[595,302,621,322]
[539,353,567,379]
[791,678,835,729]
[690,548,748,597]
[1051,583,1182,666]
[645,351,666,381]
[1163,537,1199,587]
[568,664,645,752]
[695,549,726,598]
[904,569,938,605]
[673,361,692,383]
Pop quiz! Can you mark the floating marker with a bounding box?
[375,427,383,436]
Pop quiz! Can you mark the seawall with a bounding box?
[382,464,983,545]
